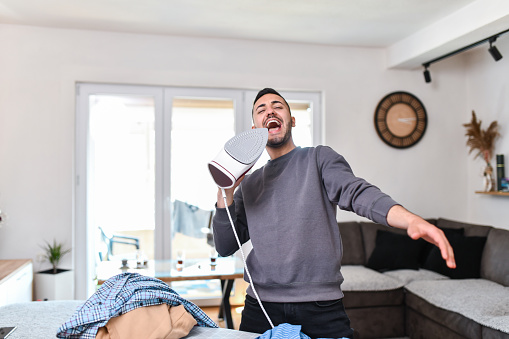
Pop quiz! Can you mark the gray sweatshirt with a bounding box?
[213,146,398,302]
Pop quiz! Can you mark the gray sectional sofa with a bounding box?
[338,218,509,339]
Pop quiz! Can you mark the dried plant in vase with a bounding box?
[463,110,500,191]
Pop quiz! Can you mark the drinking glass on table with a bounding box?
[176,250,185,271]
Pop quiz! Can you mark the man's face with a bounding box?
[252,93,295,148]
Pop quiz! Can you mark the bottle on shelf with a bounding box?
[496,154,505,191]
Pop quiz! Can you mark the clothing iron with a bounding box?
[208,128,268,189]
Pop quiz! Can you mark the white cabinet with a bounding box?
[0,260,33,306]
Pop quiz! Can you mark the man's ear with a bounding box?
[291,116,296,127]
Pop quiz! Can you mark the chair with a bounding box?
[98,226,140,261]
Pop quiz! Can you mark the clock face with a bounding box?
[374,91,427,148]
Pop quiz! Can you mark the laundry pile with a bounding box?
[57,273,217,339]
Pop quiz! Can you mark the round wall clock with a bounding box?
[374,91,427,149]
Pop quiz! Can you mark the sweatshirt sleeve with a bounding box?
[318,146,399,226]
[212,186,251,257]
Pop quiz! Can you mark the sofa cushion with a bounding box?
[384,268,448,285]
[337,221,365,265]
[359,222,408,262]
[436,218,492,237]
[405,279,509,335]
[423,233,487,279]
[341,265,404,309]
[420,226,465,266]
[341,265,405,292]
[406,294,482,339]
[481,228,509,286]
[366,230,427,272]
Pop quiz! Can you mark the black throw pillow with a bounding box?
[366,230,428,272]
[423,233,487,279]
[419,227,465,266]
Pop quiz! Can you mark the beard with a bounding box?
[267,121,293,148]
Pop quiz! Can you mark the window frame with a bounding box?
[75,83,322,299]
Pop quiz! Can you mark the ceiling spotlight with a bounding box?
[488,37,503,61]
[423,64,431,83]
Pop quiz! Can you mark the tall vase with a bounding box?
[483,162,495,192]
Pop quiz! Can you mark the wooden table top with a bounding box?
[97,256,244,284]
[0,259,32,283]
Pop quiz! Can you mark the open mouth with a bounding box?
[265,118,282,133]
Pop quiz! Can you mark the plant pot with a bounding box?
[35,269,74,300]
[483,162,496,192]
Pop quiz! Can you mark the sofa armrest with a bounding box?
[481,227,509,286]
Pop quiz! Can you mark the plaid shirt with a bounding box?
[57,272,218,338]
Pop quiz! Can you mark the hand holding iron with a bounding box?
[216,174,245,208]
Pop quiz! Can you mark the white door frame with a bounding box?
[75,83,322,300]
[75,83,164,299]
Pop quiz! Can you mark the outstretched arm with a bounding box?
[387,205,456,269]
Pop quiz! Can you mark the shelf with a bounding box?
[475,191,509,196]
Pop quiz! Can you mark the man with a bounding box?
[212,88,455,338]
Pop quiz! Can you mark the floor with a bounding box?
[201,305,243,331]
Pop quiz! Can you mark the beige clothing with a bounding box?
[96,304,197,339]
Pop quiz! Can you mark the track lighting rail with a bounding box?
[422,28,509,83]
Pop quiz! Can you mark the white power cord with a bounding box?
[221,188,274,329]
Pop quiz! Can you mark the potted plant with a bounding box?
[41,239,71,274]
[35,239,74,300]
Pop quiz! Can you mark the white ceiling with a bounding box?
[1,0,508,69]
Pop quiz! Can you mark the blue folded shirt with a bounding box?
[255,323,348,339]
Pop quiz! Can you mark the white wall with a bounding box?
[0,23,504,289]
[464,37,509,229]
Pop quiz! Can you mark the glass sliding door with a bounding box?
[75,84,320,301]
[75,84,164,299]
[89,94,156,261]
[169,97,234,260]
[164,89,243,304]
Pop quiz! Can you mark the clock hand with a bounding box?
[398,117,416,124]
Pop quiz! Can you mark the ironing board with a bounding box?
[0,300,260,339]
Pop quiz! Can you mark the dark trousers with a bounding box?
[240,294,355,339]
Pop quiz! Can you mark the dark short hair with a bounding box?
[252,88,291,114]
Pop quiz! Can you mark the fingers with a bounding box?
[408,223,456,269]
[234,174,246,187]
[440,238,456,269]
[216,175,246,208]
[430,229,456,269]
